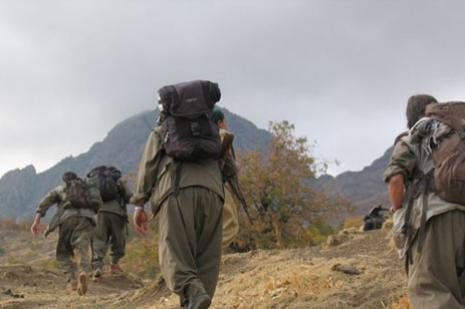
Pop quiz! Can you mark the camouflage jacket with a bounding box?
[36,183,101,235]
[384,117,465,231]
[99,179,133,218]
[131,127,224,214]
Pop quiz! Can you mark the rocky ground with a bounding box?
[0,228,409,309]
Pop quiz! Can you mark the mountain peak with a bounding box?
[0,109,271,219]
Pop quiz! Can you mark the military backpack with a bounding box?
[158,80,222,161]
[64,177,93,209]
[87,166,122,202]
[426,101,465,205]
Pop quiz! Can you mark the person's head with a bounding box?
[406,94,438,129]
[62,171,77,183]
[212,108,227,129]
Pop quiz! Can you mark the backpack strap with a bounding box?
[172,161,183,197]
[403,169,434,273]
[416,184,430,254]
[403,179,416,273]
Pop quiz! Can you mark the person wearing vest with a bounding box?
[131,81,225,309]
[385,95,465,308]
[30,171,102,295]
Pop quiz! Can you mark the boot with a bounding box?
[110,263,123,274]
[67,280,78,292]
[77,272,88,296]
[187,293,211,309]
[92,269,103,283]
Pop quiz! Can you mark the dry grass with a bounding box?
[343,216,364,230]
[391,295,410,309]
[0,224,408,309]
[0,218,36,231]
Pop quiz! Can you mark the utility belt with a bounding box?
[402,171,434,273]
[63,204,93,210]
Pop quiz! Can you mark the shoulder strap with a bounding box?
[394,131,409,145]
[172,161,183,197]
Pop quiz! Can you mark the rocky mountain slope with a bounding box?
[0,104,396,220]
[316,147,393,215]
[0,108,271,219]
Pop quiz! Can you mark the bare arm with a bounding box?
[384,136,415,212]
[388,173,405,211]
[31,188,60,236]
[31,213,41,235]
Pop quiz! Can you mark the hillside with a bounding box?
[316,147,393,215]
[0,227,408,309]
[0,108,271,220]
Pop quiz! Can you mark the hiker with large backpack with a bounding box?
[131,80,224,309]
[30,171,102,295]
[385,95,465,309]
[89,166,133,280]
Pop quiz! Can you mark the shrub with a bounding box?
[234,121,350,249]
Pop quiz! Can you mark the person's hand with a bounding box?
[133,207,148,235]
[31,215,41,236]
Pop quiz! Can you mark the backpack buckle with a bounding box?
[190,121,201,137]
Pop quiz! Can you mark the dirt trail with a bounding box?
[0,229,407,309]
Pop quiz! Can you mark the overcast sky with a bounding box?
[1,0,465,177]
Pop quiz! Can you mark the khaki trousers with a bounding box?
[222,187,240,248]
[158,187,223,300]
[408,210,465,309]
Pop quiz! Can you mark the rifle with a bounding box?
[227,178,254,225]
[220,129,254,225]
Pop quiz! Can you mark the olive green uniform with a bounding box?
[36,184,101,282]
[222,187,240,248]
[92,180,133,270]
[219,128,240,248]
[131,128,224,301]
[385,118,465,308]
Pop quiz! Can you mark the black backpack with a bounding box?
[158,80,222,161]
[87,166,122,202]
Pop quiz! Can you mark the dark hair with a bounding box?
[211,108,225,124]
[406,94,438,129]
